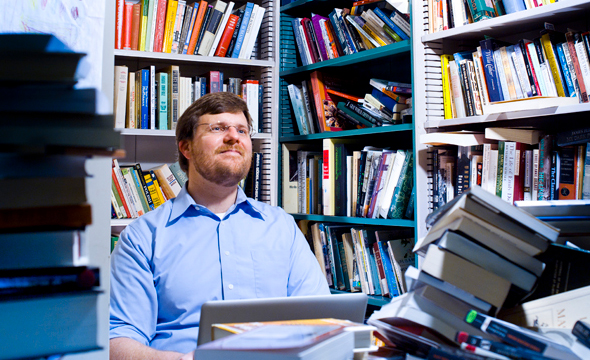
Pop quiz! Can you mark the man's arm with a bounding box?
[110,337,188,360]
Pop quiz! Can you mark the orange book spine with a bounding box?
[153,0,168,52]
[130,2,142,51]
[122,1,133,50]
[214,14,239,57]
[187,0,207,54]
[326,89,362,102]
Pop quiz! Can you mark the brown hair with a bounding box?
[176,92,253,173]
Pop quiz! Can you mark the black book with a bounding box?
[225,9,244,57]
[573,320,590,349]
[194,4,213,55]
[0,266,100,296]
[518,39,539,97]
[334,143,349,216]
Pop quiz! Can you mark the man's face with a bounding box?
[183,112,252,187]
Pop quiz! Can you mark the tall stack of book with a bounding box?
[365,185,589,359]
[0,33,120,359]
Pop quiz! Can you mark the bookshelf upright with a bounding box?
[411,0,590,241]
[279,0,416,307]
[105,0,282,231]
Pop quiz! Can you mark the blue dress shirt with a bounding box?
[109,185,330,353]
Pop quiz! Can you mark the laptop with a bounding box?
[197,293,368,346]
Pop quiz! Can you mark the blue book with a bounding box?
[555,43,576,98]
[371,88,397,111]
[367,248,382,295]
[479,38,504,102]
[494,48,510,101]
[373,8,409,41]
[231,2,254,58]
[182,2,199,54]
[200,76,207,96]
[138,69,150,129]
[328,10,351,55]
[502,0,526,14]
[291,18,309,66]
[377,241,399,297]
[335,10,357,54]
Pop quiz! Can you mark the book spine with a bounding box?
[138,0,149,51]
[215,13,239,57]
[540,32,566,97]
[162,0,178,53]
[225,9,244,57]
[179,4,196,54]
[459,60,475,116]
[562,41,582,100]
[157,72,168,130]
[146,0,159,51]
[170,0,187,54]
[344,101,382,126]
[374,7,409,40]
[122,2,133,50]
[194,5,213,54]
[479,39,503,102]
[519,40,539,97]
[555,43,576,98]
[387,151,414,219]
[292,18,309,66]
[153,0,168,52]
[131,3,142,51]
[328,10,351,56]
[496,141,505,198]
[187,0,206,54]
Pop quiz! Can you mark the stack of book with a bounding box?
[440,25,588,119]
[286,71,411,135]
[115,0,265,60]
[290,0,410,67]
[195,318,376,359]
[114,65,262,134]
[366,185,590,359]
[0,33,119,359]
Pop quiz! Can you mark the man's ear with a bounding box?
[178,140,191,160]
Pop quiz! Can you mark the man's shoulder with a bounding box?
[247,198,293,221]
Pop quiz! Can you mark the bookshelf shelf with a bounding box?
[330,289,391,307]
[111,219,133,227]
[118,128,273,139]
[291,214,415,227]
[114,49,275,68]
[279,41,411,77]
[421,0,590,43]
[280,124,413,142]
[424,103,590,129]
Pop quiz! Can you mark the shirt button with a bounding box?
[225,251,230,256]
[228,284,234,290]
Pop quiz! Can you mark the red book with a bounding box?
[115,0,125,49]
[152,0,168,52]
[301,17,320,63]
[513,142,527,202]
[372,242,389,296]
[214,14,239,57]
[130,2,141,51]
[122,2,133,50]
[309,71,342,132]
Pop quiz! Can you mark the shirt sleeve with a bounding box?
[109,222,159,345]
[286,215,331,296]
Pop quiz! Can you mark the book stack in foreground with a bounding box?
[366,185,590,359]
[0,33,120,359]
[194,318,377,360]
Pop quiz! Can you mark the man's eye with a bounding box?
[211,125,223,132]
[237,128,248,135]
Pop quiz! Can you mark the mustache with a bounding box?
[216,145,245,155]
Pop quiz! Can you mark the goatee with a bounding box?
[192,145,252,187]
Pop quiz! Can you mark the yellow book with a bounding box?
[162,0,179,53]
[143,172,164,207]
[441,54,454,119]
[139,0,149,51]
[361,24,387,47]
[540,32,566,97]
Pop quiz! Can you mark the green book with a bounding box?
[157,72,168,130]
[496,141,505,198]
[387,150,414,219]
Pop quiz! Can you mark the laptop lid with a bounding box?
[197,293,368,346]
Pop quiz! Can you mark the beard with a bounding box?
[191,144,252,187]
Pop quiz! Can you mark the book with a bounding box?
[0,291,101,360]
[484,127,542,145]
[287,84,310,135]
[1,176,87,210]
[211,318,377,352]
[420,131,486,147]
[499,284,590,330]
[214,13,239,57]
[186,0,207,54]
[239,4,265,59]
[197,0,228,56]
[168,161,188,188]
[0,266,99,296]
[150,163,182,200]
[230,2,254,58]
[195,324,355,360]
[465,310,581,360]
[161,0,178,53]
[152,0,168,52]
[177,2,196,54]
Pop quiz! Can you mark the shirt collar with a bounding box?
[169,184,266,222]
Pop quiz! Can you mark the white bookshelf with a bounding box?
[106,0,281,229]
[411,0,590,242]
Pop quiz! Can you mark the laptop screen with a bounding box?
[197,293,368,346]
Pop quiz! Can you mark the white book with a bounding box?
[489,149,499,195]
[508,48,524,99]
[347,155,353,217]
[198,0,228,56]
[146,0,159,52]
[473,48,489,107]
[378,150,405,219]
[501,141,517,204]
[239,4,265,59]
[373,151,396,218]
[149,65,156,129]
[237,4,259,59]
[524,149,533,201]
[562,43,581,99]
[207,1,235,57]
[532,148,540,201]
[527,41,549,96]
[170,0,187,54]
[512,47,532,98]
[127,71,136,129]
[114,65,128,129]
[297,19,313,64]
[448,61,466,118]
[493,49,511,101]
[121,167,146,216]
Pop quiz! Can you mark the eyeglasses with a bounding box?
[197,122,252,137]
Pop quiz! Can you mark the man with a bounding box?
[109,92,330,360]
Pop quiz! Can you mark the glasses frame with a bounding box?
[197,122,252,137]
